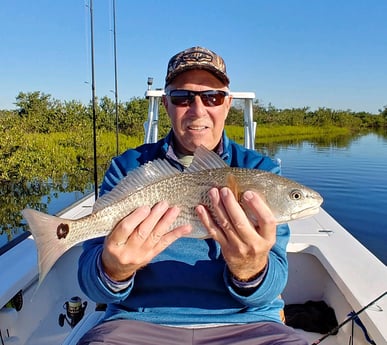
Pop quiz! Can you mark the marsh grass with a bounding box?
[225,125,350,144]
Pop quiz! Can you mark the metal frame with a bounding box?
[144,89,257,150]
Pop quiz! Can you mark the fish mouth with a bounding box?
[292,206,321,220]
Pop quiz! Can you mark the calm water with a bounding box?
[265,133,387,265]
[1,133,386,264]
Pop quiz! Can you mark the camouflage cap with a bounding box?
[165,46,230,86]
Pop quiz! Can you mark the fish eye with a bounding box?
[290,189,303,200]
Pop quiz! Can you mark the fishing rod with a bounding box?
[112,0,119,156]
[89,0,98,200]
[311,291,386,345]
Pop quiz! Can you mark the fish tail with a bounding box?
[22,209,73,285]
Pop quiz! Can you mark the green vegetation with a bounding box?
[0,91,386,239]
[226,125,350,144]
[1,90,386,184]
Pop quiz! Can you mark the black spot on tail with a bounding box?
[57,223,69,239]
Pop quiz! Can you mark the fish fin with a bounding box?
[93,158,181,212]
[185,145,228,173]
[226,173,241,201]
[22,209,72,285]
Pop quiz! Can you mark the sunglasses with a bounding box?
[166,89,229,107]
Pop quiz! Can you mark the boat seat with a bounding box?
[62,311,105,345]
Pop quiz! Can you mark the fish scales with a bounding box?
[69,168,240,244]
[22,146,323,284]
[66,166,305,244]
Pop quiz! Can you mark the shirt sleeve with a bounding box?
[230,264,268,289]
[96,251,135,292]
[223,222,289,306]
[77,236,135,303]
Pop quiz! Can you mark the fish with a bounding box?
[22,146,323,284]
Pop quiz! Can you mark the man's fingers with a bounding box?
[241,191,276,243]
[107,205,151,246]
[134,201,169,242]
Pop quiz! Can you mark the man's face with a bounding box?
[163,70,233,154]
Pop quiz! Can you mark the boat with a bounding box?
[0,89,386,345]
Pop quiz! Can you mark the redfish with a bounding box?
[22,146,323,284]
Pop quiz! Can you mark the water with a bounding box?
[1,132,386,264]
[0,186,91,249]
[265,133,387,264]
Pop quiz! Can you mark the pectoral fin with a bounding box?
[226,173,241,201]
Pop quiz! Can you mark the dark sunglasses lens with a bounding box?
[201,91,226,106]
[169,90,193,106]
[168,90,227,107]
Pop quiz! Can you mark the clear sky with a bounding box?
[1,0,386,113]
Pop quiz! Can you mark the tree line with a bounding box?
[1,91,386,185]
[1,91,386,136]
[228,100,387,129]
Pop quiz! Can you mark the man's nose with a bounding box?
[189,95,207,115]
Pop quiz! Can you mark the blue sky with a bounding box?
[1,0,386,113]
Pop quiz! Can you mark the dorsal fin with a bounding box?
[93,158,181,212]
[185,145,228,173]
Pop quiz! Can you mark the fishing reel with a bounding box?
[58,296,87,328]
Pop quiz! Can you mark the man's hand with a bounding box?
[196,188,276,281]
[102,201,192,282]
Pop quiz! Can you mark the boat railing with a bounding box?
[144,88,257,150]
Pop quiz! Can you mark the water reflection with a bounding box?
[255,130,386,157]
[0,175,92,245]
[270,131,387,265]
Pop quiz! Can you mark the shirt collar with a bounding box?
[163,130,228,167]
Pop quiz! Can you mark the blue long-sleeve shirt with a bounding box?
[78,131,290,325]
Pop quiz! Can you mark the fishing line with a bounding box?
[107,0,114,70]
[310,291,386,345]
[87,0,98,200]
[111,0,119,156]
[83,0,91,86]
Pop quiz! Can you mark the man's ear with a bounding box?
[226,94,233,108]
[161,95,172,119]
[224,94,233,120]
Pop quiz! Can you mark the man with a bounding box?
[77,46,307,344]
